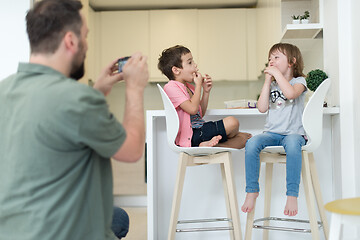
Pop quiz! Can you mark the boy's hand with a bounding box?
[193,72,203,86]
[203,74,213,93]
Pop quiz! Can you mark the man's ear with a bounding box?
[172,66,181,76]
[63,31,78,54]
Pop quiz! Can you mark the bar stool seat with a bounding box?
[325,197,360,240]
[157,84,242,240]
[245,79,331,240]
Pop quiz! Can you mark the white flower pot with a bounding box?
[301,19,309,24]
[292,19,300,24]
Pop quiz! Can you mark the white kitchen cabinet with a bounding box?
[255,0,282,76]
[98,11,149,195]
[149,10,198,81]
[198,9,248,81]
[98,9,260,82]
[246,9,258,80]
[99,11,150,67]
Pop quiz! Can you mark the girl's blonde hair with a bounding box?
[268,43,305,78]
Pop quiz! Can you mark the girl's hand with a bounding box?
[264,72,273,84]
[202,74,213,93]
[264,66,281,79]
[193,72,203,86]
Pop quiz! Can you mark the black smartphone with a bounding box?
[118,56,130,72]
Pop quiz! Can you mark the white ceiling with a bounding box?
[89,0,258,11]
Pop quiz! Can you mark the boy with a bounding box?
[158,45,251,148]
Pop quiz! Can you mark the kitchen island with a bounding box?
[146,108,339,240]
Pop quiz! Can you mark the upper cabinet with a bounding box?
[149,10,198,81]
[280,0,323,41]
[198,9,256,81]
[150,9,258,81]
[99,11,150,66]
[98,9,259,82]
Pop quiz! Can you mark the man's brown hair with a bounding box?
[26,0,83,54]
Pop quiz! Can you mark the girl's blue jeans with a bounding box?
[245,132,306,197]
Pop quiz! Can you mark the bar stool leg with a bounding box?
[263,162,274,240]
[221,162,234,240]
[301,151,320,240]
[308,152,329,239]
[245,200,256,240]
[168,153,191,240]
[223,154,242,240]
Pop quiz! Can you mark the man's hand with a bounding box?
[112,52,149,163]
[122,52,149,92]
[93,59,123,96]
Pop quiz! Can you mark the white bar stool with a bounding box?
[325,197,360,240]
[157,84,242,240]
[245,79,331,240]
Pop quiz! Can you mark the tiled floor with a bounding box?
[122,207,147,240]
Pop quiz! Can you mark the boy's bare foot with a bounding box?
[199,135,222,147]
[241,192,259,213]
[284,196,298,216]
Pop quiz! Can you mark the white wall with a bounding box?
[0,0,30,80]
[352,0,360,199]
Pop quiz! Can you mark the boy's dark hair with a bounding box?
[268,43,305,78]
[26,0,83,54]
[158,45,191,80]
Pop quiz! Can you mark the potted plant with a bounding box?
[291,15,300,24]
[306,69,328,92]
[301,10,310,24]
[306,69,328,106]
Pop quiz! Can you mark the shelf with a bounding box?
[281,23,323,40]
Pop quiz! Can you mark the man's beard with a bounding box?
[70,62,85,81]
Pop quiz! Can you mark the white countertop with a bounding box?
[147,106,339,117]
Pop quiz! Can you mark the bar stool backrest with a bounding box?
[157,84,180,153]
[302,79,331,152]
[262,78,331,154]
[157,84,237,156]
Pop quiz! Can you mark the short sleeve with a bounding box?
[291,77,307,91]
[77,93,126,158]
[164,82,189,108]
[38,84,126,159]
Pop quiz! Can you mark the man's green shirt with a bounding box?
[0,63,126,240]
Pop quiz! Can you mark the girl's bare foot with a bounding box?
[284,196,298,216]
[241,192,259,213]
[199,135,222,147]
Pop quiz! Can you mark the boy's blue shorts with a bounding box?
[191,120,228,147]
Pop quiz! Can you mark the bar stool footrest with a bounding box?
[176,217,234,232]
[253,217,323,233]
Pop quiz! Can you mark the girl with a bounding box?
[241,43,307,216]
